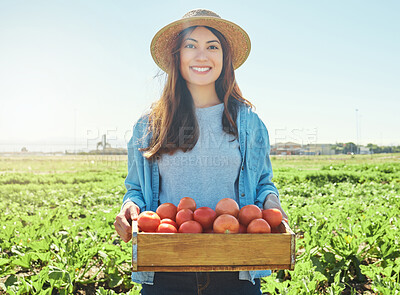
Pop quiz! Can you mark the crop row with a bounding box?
[263,180,400,294]
[1,158,399,294]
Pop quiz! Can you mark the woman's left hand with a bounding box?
[263,193,288,222]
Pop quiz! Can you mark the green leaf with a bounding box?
[31,251,51,262]
[324,252,336,264]
[11,254,31,269]
[4,274,18,288]
[48,266,71,283]
[0,258,10,267]
[29,239,50,251]
[108,272,123,288]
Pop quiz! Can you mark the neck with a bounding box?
[187,83,221,108]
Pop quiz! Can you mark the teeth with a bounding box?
[192,67,211,72]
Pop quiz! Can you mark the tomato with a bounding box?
[262,208,283,228]
[179,220,203,233]
[247,218,271,233]
[137,211,161,232]
[238,205,262,226]
[271,226,282,234]
[177,197,196,212]
[156,223,178,233]
[215,198,239,218]
[213,214,239,234]
[160,218,178,229]
[239,223,247,233]
[193,207,217,230]
[175,208,194,227]
[156,203,177,221]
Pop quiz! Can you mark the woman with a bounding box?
[114,9,288,295]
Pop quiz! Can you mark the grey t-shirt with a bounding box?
[158,103,241,209]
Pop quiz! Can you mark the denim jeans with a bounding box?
[140,272,262,295]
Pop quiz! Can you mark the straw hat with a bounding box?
[150,9,251,73]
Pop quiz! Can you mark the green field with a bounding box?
[0,154,399,294]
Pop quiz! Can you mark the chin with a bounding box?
[188,81,216,88]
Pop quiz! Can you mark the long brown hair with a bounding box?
[142,26,253,159]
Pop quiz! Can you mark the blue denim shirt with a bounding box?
[122,104,279,285]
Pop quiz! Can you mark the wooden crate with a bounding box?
[132,220,295,272]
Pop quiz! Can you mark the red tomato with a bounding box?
[156,223,178,233]
[175,208,194,227]
[137,211,161,232]
[160,218,178,229]
[193,207,217,230]
[239,223,247,233]
[271,226,282,234]
[179,220,203,233]
[213,214,239,234]
[238,205,262,226]
[177,197,196,212]
[215,198,240,218]
[156,203,177,221]
[247,218,271,233]
[262,209,283,228]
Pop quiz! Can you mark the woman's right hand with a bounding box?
[114,201,140,243]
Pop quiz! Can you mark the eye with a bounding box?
[184,44,195,49]
[208,45,219,50]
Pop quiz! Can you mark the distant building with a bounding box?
[359,146,371,154]
[271,142,302,155]
[302,144,335,155]
[271,142,335,155]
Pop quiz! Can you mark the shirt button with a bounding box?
[241,193,245,197]
[241,166,244,170]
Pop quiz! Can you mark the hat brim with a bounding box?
[151,16,251,73]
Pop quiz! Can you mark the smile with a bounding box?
[190,66,211,73]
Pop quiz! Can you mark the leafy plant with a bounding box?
[1,154,399,294]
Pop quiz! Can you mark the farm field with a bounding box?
[0,154,399,294]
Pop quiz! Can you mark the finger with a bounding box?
[131,211,138,221]
[115,214,133,236]
[280,209,289,220]
[114,221,132,242]
[126,204,139,221]
[114,220,126,238]
[129,210,138,222]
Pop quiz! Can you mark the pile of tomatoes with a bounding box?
[137,197,285,234]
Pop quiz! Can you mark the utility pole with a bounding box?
[355,109,359,154]
[74,108,77,154]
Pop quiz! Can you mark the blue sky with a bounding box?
[0,0,399,152]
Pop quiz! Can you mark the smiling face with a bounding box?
[179,26,223,89]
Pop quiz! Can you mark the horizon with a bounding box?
[0,138,397,154]
[1,1,399,152]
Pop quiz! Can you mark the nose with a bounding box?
[195,48,208,61]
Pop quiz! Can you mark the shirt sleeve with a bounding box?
[255,126,279,206]
[248,112,279,207]
[121,117,149,212]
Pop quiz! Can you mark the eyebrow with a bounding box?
[184,37,220,44]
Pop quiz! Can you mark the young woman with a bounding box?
[114,9,288,295]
